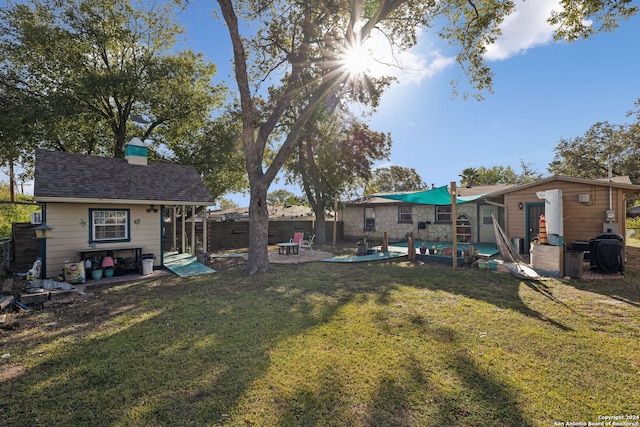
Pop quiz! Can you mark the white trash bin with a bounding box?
[142,258,154,275]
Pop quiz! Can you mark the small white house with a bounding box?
[33,141,215,278]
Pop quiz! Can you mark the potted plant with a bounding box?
[90,266,103,280]
[89,256,103,280]
[419,242,427,254]
[102,255,115,278]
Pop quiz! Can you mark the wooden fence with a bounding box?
[7,220,344,273]
[11,223,42,273]
[0,238,11,275]
[165,220,344,251]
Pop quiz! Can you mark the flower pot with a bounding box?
[91,269,104,280]
[419,247,427,254]
[103,267,114,278]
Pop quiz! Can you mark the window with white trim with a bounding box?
[398,206,413,223]
[435,205,452,223]
[90,209,130,242]
[364,207,376,231]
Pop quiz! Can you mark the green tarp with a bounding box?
[377,185,481,205]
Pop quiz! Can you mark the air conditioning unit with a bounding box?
[31,212,42,224]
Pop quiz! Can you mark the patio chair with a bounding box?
[290,232,304,246]
[300,234,315,252]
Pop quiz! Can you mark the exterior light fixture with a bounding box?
[34,223,53,239]
[518,202,524,210]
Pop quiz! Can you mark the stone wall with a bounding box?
[343,203,479,243]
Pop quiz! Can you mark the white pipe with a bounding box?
[608,156,613,211]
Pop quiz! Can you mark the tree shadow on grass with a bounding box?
[1,261,568,426]
[362,320,534,426]
[0,270,364,426]
[568,276,640,307]
[268,323,534,426]
[435,350,535,427]
[376,262,574,331]
[270,364,346,426]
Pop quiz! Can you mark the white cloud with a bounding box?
[367,0,566,85]
[484,0,561,61]
[401,50,455,84]
[376,49,455,85]
[365,28,455,85]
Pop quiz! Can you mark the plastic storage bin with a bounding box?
[142,253,154,275]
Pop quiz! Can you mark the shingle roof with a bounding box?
[457,184,513,196]
[34,149,215,205]
[483,175,640,197]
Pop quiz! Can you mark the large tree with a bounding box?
[366,166,427,194]
[168,112,248,199]
[287,110,391,245]
[517,160,544,184]
[0,0,227,181]
[0,183,38,237]
[549,118,640,183]
[459,161,542,186]
[216,0,637,274]
[473,165,517,185]
[267,189,297,206]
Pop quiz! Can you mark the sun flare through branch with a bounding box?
[339,37,374,78]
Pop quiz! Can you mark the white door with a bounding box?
[479,205,498,243]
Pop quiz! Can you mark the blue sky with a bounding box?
[179,0,640,206]
[6,0,640,207]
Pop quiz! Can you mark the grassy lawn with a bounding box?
[1,243,639,426]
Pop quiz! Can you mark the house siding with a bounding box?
[503,181,627,247]
[43,203,162,277]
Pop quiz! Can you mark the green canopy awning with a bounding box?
[377,185,481,205]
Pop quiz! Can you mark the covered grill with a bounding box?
[589,232,624,274]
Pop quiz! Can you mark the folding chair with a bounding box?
[291,232,304,246]
[300,234,315,252]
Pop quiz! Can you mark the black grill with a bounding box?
[589,233,624,274]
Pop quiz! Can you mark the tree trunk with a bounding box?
[246,180,270,274]
[9,162,15,203]
[313,204,327,245]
